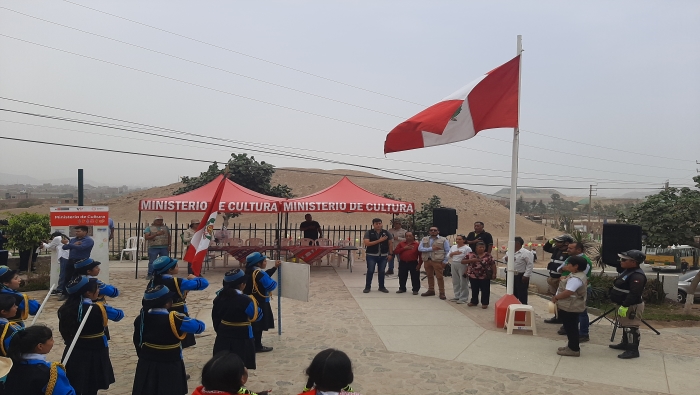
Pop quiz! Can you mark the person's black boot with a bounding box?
[609,326,630,350]
[618,328,641,359]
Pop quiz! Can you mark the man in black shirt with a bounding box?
[299,214,322,240]
[465,221,493,251]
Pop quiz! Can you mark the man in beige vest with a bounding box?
[418,225,450,299]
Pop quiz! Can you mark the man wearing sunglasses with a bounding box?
[608,250,647,359]
[418,226,451,299]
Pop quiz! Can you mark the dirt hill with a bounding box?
[1,168,547,240]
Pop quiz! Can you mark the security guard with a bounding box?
[608,250,647,359]
[543,234,573,324]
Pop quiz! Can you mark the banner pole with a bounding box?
[30,283,56,326]
[61,305,93,365]
[506,35,523,295]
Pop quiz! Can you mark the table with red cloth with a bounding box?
[208,245,276,264]
[208,245,359,271]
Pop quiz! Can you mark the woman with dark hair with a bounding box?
[0,265,40,327]
[243,253,280,353]
[3,325,75,395]
[57,276,124,395]
[192,351,271,395]
[552,255,588,357]
[462,241,496,309]
[148,256,209,349]
[132,285,206,395]
[0,294,21,358]
[212,269,262,368]
[299,348,360,395]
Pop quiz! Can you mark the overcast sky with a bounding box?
[0,1,698,197]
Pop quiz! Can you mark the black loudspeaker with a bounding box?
[601,223,642,267]
[433,208,458,237]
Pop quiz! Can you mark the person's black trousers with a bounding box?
[513,273,529,305]
[398,260,420,292]
[558,309,581,351]
[468,277,491,305]
[18,250,32,272]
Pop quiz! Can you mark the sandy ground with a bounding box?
[2,168,550,240]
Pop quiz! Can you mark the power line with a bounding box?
[3,108,683,188]
[1,96,688,185]
[61,0,425,107]
[0,6,404,120]
[0,33,387,132]
[520,129,693,163]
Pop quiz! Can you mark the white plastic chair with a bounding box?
[120,236,144,262]
[246,238,265,247]
[296,238,315,246]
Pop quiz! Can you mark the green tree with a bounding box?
[618,176,700,247]
[536,200,547,215]
[5,212,51,252]
[176,154,293,198]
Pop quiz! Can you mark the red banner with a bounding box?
[50,208,109,226]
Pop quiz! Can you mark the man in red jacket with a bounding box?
[393,231,422,295]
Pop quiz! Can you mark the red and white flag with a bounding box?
[384,55,520,154]
[183,175,228,276]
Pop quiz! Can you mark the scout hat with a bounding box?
[245,252,267,268]
[553,234,574,243]
[142,285,175,309]
[74,258,100,271]
[66,276,96,295]
[223,268,246,286]
[152,256,178,275]
[0,356,12,383]
[0,266,16,283]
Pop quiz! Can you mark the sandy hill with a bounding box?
[1,168,546,239]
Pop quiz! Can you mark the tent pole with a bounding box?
[174,212,178,259]
[135,211,142,279]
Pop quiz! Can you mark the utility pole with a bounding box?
[588,184,597,234]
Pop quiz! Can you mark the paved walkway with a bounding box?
[23,261,700,394]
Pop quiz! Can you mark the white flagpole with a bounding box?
[506,35,523,295]
[30,283,56,326]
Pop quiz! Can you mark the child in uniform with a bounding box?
[243,253,280,352]
[73,258,120,298]
[0,295,21,358]
[0,266,40,327]
[149,256,208,348]
[3,325,75,395]
[212,269,262,369]
[57,276,124,395]
[132,285,206,395]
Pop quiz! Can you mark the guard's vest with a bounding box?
[556,271,587,312]
[421,236,447,262]
[365,229,391,255]
[609,268,646,305]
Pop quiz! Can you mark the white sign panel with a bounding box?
[274,261,310,302]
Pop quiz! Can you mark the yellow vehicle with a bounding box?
[644,245,699,272]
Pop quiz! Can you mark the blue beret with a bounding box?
[153,256,178,275]
[245,252,266,267]
[66,276,90,295]
[74,258,99,269]
[144,285,171,300]
[224,269,245,283]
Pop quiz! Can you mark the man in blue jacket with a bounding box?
[60,225,94,300]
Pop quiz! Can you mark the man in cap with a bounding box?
[144,215,171,280]
[543,234,573,324]
[608,250,648,359]
[181,219,200,275]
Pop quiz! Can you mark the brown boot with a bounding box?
[439,294,446,300]
[421,290,435,297]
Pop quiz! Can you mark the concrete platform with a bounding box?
[336,265,700,395]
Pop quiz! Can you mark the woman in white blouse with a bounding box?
[448,235,472,304]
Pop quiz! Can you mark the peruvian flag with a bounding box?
[183,174,227,276]
[384,55,520,154]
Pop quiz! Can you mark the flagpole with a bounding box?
[505,35,523,295]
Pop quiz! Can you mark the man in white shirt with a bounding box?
[43,231,70,298]
[512,236,534,304]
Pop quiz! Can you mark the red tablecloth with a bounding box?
[208,245,275,263]
[285,246,338,263]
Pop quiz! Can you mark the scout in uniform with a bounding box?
[243,253,280,353]
[73,258,120,299]
[212,269,262,369]
[132,285,206,395]
[148,256,209,348]
[0,266,40,327]
[57,276,124,395]
[0,295,21,358]
[3,325,76,395]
